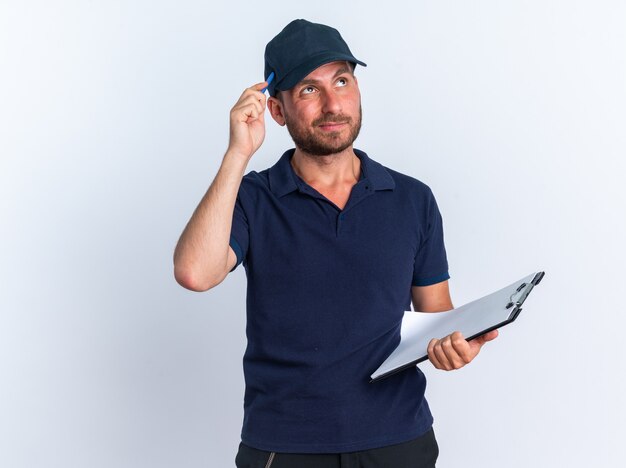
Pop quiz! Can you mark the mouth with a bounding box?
[318,121,348,131]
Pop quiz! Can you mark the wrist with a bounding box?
[225,142,255,160]
[222,148,252,172]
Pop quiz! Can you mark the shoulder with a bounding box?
[385,168,442,226]
[238,167,271,196]
[360,151,443,222]
[241,168,269,186]
[384,165,434,197]
[240,149,295,195]
[367,154,437,205]
[359,149,433,195]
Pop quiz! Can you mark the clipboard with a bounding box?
[370,271,545,383]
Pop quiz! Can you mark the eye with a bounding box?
[301,86,316,95]
[336,77,348,87]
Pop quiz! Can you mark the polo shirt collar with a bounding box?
[354,149,396,191]
[268,148,395,198]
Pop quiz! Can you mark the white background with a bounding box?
[2,1,625,467]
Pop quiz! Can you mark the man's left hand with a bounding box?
[427,330,499,371]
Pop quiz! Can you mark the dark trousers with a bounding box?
[235,428,439,468]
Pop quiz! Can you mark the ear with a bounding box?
[267,96,286,126]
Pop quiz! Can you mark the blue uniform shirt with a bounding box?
[229,148,449,453]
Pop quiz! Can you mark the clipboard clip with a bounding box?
[505,272,545,310]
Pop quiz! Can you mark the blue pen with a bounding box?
[261,72,275,94]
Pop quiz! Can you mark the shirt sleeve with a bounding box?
[229,189,249,272]
[412,189,450,286]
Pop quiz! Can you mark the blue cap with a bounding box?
[264,19,367,97]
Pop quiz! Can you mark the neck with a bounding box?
[291,146,361,188]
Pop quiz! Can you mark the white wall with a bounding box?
[2,1,624,467]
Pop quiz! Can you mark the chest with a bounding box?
[249,191,421,286]
[307,184,353,211]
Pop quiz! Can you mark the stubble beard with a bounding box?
[284,106,363,157]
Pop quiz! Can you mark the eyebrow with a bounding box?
[297,65,353,87]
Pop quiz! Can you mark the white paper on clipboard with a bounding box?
[370,271,545,382]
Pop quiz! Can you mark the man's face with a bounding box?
[272,61,362,156]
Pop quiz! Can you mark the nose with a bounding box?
[321,90,342,114]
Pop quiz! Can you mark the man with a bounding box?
[174,19,497,468]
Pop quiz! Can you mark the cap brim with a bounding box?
[274,52,367,93]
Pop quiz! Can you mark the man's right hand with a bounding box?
[174,81,270,292]
[228,81,268,160]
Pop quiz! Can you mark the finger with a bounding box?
[442,332,473,368]
[234,94,265,115]
[449,331,473,365]
[473,329,499,347]
[232,100,265,124]
[467,330,498,360]
[427,338,444,370]
[234,88,267,116]
[245,87,268,105]
[440,335,466,369]
[237,82,268,98]
[251,80,269,92]
[231,104,259,124]
[245,106,260,122]
[482,329,499,342]
[242,82,270,103]
[434,338,454,371]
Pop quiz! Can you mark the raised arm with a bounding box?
[173,81,268,291]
